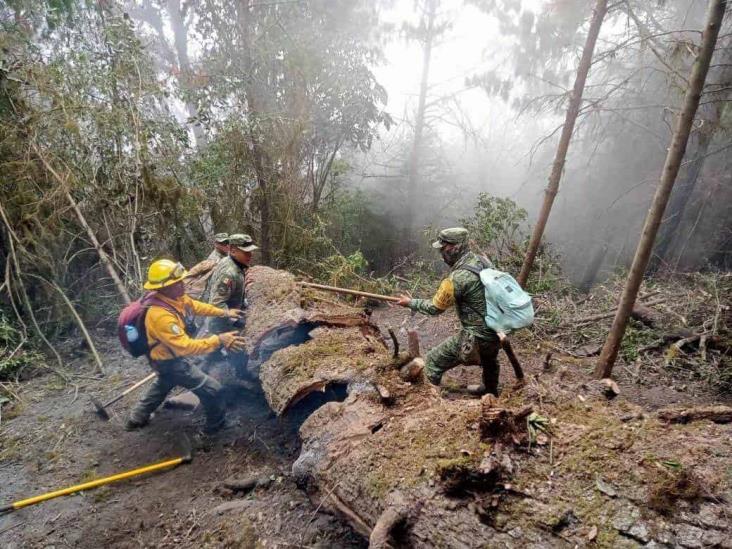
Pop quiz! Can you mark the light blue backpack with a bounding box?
[461,263,534,334]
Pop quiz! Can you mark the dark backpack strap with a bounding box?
[460,264,483,276]
[455,260,495,330]
[142,294,184,359]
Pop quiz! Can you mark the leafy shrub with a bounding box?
[461,193,527,266]
[460,192,563,293]
[0,310,42,381]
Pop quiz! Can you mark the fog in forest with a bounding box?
[2,0,731,302]
[350,0,732,282]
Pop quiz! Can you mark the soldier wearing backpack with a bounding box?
[396,228,501,396]
[123,259,247,433]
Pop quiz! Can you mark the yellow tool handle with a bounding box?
[9,457,184,511]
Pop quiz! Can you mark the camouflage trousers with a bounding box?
[425,330,501,395]
[130,358,224,427]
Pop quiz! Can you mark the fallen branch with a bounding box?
[630,302,663,327]
[561,298,666,327]
[221,476,272,494]
[657,405,732,424]
[28,274,104,375]
[32,143,131,304]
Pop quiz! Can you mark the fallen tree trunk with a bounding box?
[241,266,732,548]
[657,405,732,424]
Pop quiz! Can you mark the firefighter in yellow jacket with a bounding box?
[126,259,246,433]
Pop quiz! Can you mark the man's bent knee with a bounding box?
[424,359,444,385]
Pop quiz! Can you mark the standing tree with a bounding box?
[651,42,732,270]
[126,0,208,148]
[190,0,390,265]
[595,0,727,378]
[403,0,441,252]
[516,0,608,286]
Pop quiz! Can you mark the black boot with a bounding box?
[124,417,149,431]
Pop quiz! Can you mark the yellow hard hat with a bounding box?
[143,259,188,290]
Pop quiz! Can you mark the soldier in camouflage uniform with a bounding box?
[396,228,501,395]
[204,234,258,375]
[206,233,230,262]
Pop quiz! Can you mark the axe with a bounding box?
[91,373,156,421]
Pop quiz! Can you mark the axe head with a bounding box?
[179,434,193,463]
[91,397,110,421]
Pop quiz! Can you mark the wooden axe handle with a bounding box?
[498,332,524,380]
[103,372,157,408]
[301,282,400,302]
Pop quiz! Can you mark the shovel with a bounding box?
[91,372,156,420]
[0,435,192,515]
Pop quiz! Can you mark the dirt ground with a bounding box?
[372,306,729,409]
[0,338,365,548]
[1,304,728,548]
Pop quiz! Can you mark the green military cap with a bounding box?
[432,227,469,248]
[228,233,259,252]
[214,232,229,244]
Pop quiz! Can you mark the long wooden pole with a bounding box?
[301,282,400,303]
[595,0,726,378]
[517,0,608,287]
[304,282,526,379]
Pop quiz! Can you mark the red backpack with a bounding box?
[117,294,178,358]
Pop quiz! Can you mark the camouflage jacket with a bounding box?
[206,248,226,262]
[204,256,247,334]
[408,251,496,341]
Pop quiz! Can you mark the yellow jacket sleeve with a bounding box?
[146,306,221,360]
[408,278,455,316]
[184,295,227,317]
[432,278,455,310]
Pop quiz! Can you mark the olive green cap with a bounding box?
[432,227,469,248]
[214,233,229,244]
[228,233,258,252]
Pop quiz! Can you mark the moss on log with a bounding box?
[243,267,732,548]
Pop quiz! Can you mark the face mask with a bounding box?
[161,281,185,299]
[440,244,465,266]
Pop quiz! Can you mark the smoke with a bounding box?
[349,0,732,283]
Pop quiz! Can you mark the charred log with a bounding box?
[238,266,732,548]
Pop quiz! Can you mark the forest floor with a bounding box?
[0,338,365,549]
[0,274,729,548]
